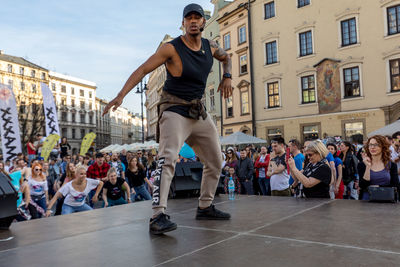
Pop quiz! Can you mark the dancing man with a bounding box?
[103,3,233,234]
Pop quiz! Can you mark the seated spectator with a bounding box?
[358,135,399,200]
[126,157,152,201]
[223,167,241,194]
[288,140,331,198]
[46,166,103,216]
[102,168,131,207]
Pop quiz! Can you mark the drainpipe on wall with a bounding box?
[246,0,256,136]
[218,61,224,136]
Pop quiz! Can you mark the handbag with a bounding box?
[368,186,397,203]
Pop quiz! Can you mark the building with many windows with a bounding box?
[0,51,49,149]
[95,98,111,149]
[49,71,97,154]
[218,0,254,136]
[251,0,400,143]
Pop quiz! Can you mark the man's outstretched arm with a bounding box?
[209,40,233,98]
[103,44,173,115]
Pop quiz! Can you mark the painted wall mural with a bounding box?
[316,59,341,114]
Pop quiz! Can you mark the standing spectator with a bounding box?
[289,140,331,198]
[224,166,241,194]
[390,131,400,181]
[267,137,290,196]
[4,159,11,173]
[105,153,111,163]
[102,168,131,207]
[35,133,46,159]
[60,137,71,159]
[288,139,305,186]
[359,135,399,200]
[86,152,110,206]
[224,147,238,169]
[28,163,49,218]
[327,143,344,199]
[46,166,103,216]
[137,150,148,167]
[76,156,90,171]
[119,149,128,167]
[236,148,254,195]
[326,150,337,199]
[146,152,157,178]
[109,153,126,180]
[60,154,71,175]
[254,146,270,196]
[339,141,359,199]
[126,157,152,201]
[27,137,37,166]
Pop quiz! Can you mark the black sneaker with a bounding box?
[195,204,231,220]
[149,213,177,235]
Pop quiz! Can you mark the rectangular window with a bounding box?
[71,87,75,95]
[226,96,233,117]
[80,101,85,109]
[390,58,400,92]
[223,33,231,50]
[80,89,84,97]
[51,83,56,91]
[32,84,37,93]
[80,113,85,123]
[387,4,400,35]
[238,26,246,44]
[210,89,215,111]
[61,85,66,93]
[61,98,66,106]
[89,115,93,124]
[239,54,248,75]
[343,66,360,98]
[265,41,277,65]
[341,18,357,46]
[241,90,249,114]
[20,67,24,75]
[8,80,13,89]
[71,99,75,107]
[344,122,364,140]
[61,112,67,121]
[267,82,280,108]
[62,128,68,138]
[299,31,313,56]
[20,101,26,114]
[298,0,310,8]
[31,70,36,78]
[41,72,46,80]
[303,124,319,141]
[20,82,25,91]
[81,129,86,138]
[264,1,275,19]
[267,128,283,141]
[7,64,12,73]
[301,75,316,103]
[72,129,76,139]
[89,92,92,98]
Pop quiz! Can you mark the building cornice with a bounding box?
[382,45,400,59]
[294,21,316,33]
[335,7,361,21]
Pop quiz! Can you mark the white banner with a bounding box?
[41,82,60,137]
[0,83,22,161]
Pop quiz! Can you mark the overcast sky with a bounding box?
[1,0,215,115]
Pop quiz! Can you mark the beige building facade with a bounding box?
[0,51,49,148]
[250,0,400,143]
[218,0,254,136]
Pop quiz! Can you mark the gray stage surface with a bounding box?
[1,195,400,267]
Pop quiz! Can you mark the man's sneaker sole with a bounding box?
[149,224,177,235]
[195,216,230,220]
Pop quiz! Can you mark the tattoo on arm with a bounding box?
[209,40,232,74]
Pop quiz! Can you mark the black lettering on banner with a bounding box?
[152,157,165,206]
[1,108,18,161]
[46,107,57,134]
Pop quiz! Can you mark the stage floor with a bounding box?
[1,195,400,267]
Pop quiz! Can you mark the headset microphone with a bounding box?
[200,27,204,32]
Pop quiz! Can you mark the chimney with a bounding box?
[0,50,4,55]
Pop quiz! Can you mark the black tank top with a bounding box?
[163,36,213,118]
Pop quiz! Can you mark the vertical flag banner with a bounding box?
[0,83,22,161]
[40,134,60,161]
[41,82,60,137]
[80,132,96,156]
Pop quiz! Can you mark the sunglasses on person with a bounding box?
[34,168,42,171]
[306,153,314,158]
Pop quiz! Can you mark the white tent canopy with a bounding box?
[100,141,159,153]
[220,131,267,145]
[368,120,400,137]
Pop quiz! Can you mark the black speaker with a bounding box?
[169,162,223,198]
[0,172,18,229]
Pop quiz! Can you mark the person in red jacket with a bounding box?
[254,146,271,195]
[86,152,110,207]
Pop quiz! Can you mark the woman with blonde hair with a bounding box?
[27,162,48,217]
[288,140,331,198]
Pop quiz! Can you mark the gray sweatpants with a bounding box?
[152,111,222,216]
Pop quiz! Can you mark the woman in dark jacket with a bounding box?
[358,135,399,200]
[339,141,359,199]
